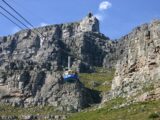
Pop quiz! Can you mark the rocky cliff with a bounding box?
[1,12,160,115]
[0,13,111,111]
[103,20,160,102]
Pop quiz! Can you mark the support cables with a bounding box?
[0,11,23,30]
[0,5,30,29]
[2,0,35,28]
[0,0,45,38]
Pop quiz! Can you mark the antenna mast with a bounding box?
[68,56,71,70]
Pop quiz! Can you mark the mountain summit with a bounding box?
[0,13,160,119]
[0,13,109,112]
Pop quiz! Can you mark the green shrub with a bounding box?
[148,112,160,119]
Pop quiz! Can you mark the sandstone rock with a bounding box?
[136,87,160,102]
[1,11,160,113]
[106,20,160,99]
[0,13,105,111]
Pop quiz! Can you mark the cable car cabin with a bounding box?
[63,56,79,82]
[63,69,79,82]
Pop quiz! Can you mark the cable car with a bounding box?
[63,56,79,82]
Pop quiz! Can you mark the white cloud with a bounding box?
[11,27,20,34]
[95,14,104,21]
[95,1,112,22]
[99,1,112,11]
[40,22,48,27]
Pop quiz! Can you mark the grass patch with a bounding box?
[0,104,63,117]
[67,99,160,120]
[142,83,155,92]
[79,67,115,92]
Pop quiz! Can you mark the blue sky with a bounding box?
[0,0,160,39]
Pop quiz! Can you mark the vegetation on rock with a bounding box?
[79,67,115,92]
[67,99,160,120]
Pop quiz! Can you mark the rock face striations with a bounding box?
[1,12,160,112]
[0,13,112,111]
[103,20,160,101]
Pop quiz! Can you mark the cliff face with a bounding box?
[0,13,110,111]
[1,12,160,112]
[103,20,160,101]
